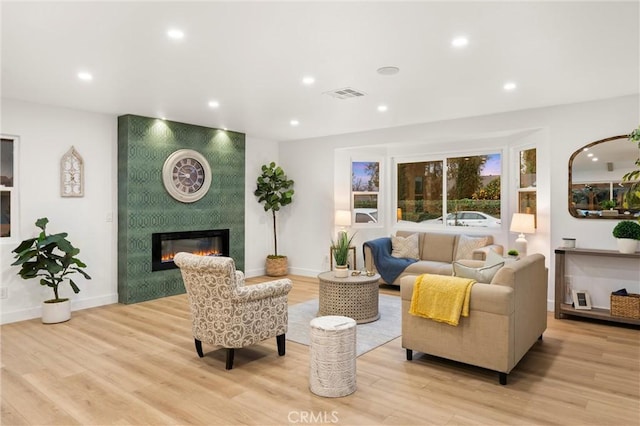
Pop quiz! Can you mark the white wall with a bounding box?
[244,136,280,277]
[1,99,118,323]
[277,94,639,310]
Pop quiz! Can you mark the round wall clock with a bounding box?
[162,149,212,203]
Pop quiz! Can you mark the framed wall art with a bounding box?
[61,146,84,197]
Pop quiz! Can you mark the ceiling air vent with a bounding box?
[324,87,366,100]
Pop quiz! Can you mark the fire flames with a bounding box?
[161,249,221,262]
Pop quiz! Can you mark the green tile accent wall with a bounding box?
[117,115,245,304]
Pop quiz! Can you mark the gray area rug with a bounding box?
[286,294,401,356]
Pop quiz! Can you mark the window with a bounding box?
[518,148,537,220]
[397,153,502,228]
[352,161,380,224]
[1,137,16,238]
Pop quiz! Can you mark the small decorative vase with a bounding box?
[616,238,638,254]
[42,299,71,324]
[334,265,349,278]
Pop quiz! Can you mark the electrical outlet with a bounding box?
[0,288,8,299]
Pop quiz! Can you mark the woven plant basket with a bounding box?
[610,293,640,319]
[266,256,288,277]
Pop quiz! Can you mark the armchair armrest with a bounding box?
[472,244,503,261]
[232,278,293,302]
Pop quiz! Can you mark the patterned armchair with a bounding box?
[174,252,293,369]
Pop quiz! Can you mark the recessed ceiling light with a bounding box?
[592,157,599,162]
[290,120,299,126]
[77,71,93,81]
[451,36,469,48]
[377,66,399,76]
[377,105,388,112]
[167,28,184,40]
[302,76,315,85]
[208,100,220,108]
[503,81,517,91]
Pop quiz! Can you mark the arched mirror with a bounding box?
[568,135,640,219]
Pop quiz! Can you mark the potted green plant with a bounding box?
[331,231,356,277]
[254,162,295,276]
[11,217,91,323]
[600,199,616,210]
[612,220,640,254]
[507,249,519,259]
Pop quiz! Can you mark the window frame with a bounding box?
[1,135,19,241]
[393,149,504,230]
[351,159,383,228]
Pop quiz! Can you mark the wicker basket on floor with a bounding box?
[610,293,640,319]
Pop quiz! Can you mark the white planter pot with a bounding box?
[42,299,71,324]
[616,238,639,254]
[334,265,349,278]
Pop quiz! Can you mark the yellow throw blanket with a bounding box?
[409,274,475,326]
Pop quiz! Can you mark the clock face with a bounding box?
[162,149,212,203]
[172,158,205,193]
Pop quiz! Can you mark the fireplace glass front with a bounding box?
[152,229,230,271]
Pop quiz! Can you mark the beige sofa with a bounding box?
[400,253,548,385]
[363,230,503,285]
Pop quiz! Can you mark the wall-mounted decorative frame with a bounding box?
[60,146,84,197]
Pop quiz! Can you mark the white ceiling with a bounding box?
[2,1,638,142]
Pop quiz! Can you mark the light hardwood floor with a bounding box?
[1,275,639,425]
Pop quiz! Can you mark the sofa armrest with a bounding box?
[363,244,379,274]
[472,244,503,261]
[400,275,514,316]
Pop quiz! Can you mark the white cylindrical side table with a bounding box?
[309,315,357,397]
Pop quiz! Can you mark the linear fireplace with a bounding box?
[151,229,230,271]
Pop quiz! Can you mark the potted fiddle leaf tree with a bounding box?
[622,125,640,207]
[254,162,294,276]
[11,217,91,323]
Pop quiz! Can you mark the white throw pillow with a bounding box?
[455,235,489,260]
[485,249,505,267]
[453,261,504,283]
[391,233,420,259]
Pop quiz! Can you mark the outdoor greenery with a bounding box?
[622,126,640,205]
[331,231,355,266]
[612,220,640,240]
[254,162,294,257]
[11,217,91,302]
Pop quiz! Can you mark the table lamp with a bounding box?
[510,213,535,256]
[335,210,351,236]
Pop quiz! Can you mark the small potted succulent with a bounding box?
[507,249,519,259]
[612,220,640,254]
[11,217,91,323]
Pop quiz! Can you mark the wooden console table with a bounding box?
[555,248,640,325]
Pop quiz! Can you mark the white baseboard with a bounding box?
[1,293,119,325]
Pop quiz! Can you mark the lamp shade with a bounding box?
[335,210,352,227]
[510,213,535,234]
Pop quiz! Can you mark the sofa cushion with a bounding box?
[391,233,419,259]
[452,260,504,283]
[422,233,457,263]
[455,235,490,260]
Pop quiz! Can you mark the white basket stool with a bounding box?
[309,315,357,397]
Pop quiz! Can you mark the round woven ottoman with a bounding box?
[309,315,357,397]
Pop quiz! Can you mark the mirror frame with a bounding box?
[568,134,634,219]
